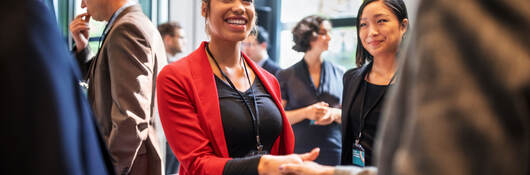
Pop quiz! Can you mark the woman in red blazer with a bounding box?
[157,0,318,174]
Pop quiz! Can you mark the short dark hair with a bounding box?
[158,22,182,37]
[291,15,328,52]
[355,0,408,67]
[249,26,269,44]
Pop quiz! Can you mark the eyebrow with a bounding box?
[360,13,390,20]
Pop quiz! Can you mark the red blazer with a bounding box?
[157,42,295,175]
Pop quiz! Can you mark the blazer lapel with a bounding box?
[189,42,229,157]
[341,63,372,134]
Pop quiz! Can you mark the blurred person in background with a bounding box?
[1,0,113,174]
[278,15,344,166]
[159,21,187,63]
[242,26,282,77]
[158,21,188,175]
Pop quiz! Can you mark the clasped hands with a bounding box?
[306,102,341,125]
[258,148,335,175]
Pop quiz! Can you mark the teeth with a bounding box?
[226,19,246,25]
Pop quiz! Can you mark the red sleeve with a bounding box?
[156,64,230,175]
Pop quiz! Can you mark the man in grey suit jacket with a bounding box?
[70,0,167,174]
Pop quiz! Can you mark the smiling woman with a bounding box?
[341,0,408,167]
[156,0,317,175]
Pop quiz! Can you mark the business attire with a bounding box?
[157,42,295,175]
[1,0,113,174]
[341,62,390,166]
[278,59,344,165]
[75,4,167,175]
[332,0,530,174]
[259,58,282,78]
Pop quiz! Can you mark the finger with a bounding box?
[83,14,91,23]
[75,13,89,20]
[314,116,332,125]
[299,148,320,161]
[71,25,90,33]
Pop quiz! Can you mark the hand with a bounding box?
[305,102,329,121]
[279,161,335,175]
[258,148,320,175]
[69,13,91,53]
[314,107,341,125]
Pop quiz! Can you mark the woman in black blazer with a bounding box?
[341,0,409,167]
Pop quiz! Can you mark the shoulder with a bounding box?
[109,10,158,44]
[325,61,346,76]
[158,49,201,86]
[277,61,302,80]
[344,63,371,83]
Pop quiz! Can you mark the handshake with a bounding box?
[258,148,335,175]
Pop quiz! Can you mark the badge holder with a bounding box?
[352,139,365,167]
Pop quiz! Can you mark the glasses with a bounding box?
[241,42,257,48]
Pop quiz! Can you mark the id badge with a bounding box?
[352,143,365,167]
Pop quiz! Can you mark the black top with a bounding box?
[215,76,283,175]
[278,59,344,165]
[346,79,389,166]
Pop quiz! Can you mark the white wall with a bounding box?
[169,0,208,56]
[404,0,420,27]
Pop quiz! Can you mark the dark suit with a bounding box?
[75,5,166,175]
[0,0,113,174]
[261,58,282,78]
[340,62,372,165]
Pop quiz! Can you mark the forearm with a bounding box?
[284,107,309,125]
[334,166,377,175]
[72,46,92,78]
[224,155,261,175]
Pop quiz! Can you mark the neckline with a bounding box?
[300,58,326,91]
[214,75,258,94]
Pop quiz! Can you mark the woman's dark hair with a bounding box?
[292,15,328,52]
[355,0,408,67]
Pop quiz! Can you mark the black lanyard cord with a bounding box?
[205,43,263,151]
[356,70,397,144]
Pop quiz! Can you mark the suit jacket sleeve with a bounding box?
[105,22,157,173]
[73,45,93,79]
[157,65,230,175]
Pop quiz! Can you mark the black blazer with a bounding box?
[340,62,372,165]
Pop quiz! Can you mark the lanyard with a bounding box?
[205,43,264,152]
[355,71,396,144]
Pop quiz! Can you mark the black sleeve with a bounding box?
[222,155,261,175]
[72,45,92,79]
[277,71,289,101]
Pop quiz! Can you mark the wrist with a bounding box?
[257,155,271,175]
[322,166,335,175]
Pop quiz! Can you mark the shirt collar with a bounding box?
[103,1,136,35]
[257,56,269,67]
